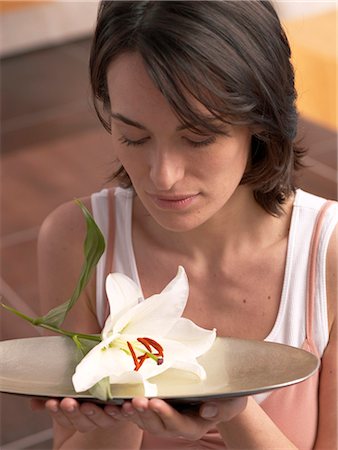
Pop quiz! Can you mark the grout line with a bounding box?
[1,427,53,450]
[304,156,338,183]
[1,227,40,249]
[0,278,42,330]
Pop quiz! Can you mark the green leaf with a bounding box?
[88,377,113,401]
[35,200,105,328]
[72,335,99,359]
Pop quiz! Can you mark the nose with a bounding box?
[149,149,185,191]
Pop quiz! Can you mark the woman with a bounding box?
[33,1,337,449]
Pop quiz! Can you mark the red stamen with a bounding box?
[142,337,164,357]
[137,354,148,370]
[127,337,164,372]
[137,337,152,352]
[127,341,140,371]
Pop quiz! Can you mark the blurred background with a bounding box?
[0,1,337,448]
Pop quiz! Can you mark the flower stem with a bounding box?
[1,302,101,343]
[39,323,101,342]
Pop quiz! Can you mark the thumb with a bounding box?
[199,397,247,422]
[200,402,219,420]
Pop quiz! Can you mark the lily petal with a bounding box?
[169,318,216,357]
[166,339,207,379]
[113,266,189,336]
[103,273,143,337]
[109,369,144,385]
[72,266,217,398]
[108,371,158,396]
[72,337,134,392]
[143,380,158,397]
[169,357,207,380]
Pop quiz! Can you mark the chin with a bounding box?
[136,193,210,232]
[150,212,206,233]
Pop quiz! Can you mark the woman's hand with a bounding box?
[31,397,128,433]
[118,396,248,440]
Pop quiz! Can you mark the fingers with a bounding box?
[41,396,247,439]
[122,397,204,439]
[45,399,75,430]
[119,396,248,440]
[79,402,123,430]
[147,398,205,439]
[44,398,124,433]
[200,397,248,422]
[121,398,166,435]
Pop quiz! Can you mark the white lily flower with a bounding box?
[72,266,216,399]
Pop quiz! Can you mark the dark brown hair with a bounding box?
[90,0,305,216]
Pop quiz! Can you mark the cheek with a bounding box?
[206,148,249,180]
[115,152,146,183]
[114,145,133,166]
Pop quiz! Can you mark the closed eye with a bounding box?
[118,136,150,147]
[184,135,217,148]
[118,134,217,148]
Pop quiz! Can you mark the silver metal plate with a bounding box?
[0,336,319,405]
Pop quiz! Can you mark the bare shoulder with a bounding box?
[326,220,337,332]
[38,197,92,248]
[38,197,100,333]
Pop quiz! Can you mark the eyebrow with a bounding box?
[111,112,147,130]
[111,112,193,132]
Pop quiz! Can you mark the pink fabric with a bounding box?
[259,340,319,450]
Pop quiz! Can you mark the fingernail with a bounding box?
[201,404,218,419]
[50,404,58,413]
[106,409,117,416]
[84,410,94,416]
[136,406,144,412]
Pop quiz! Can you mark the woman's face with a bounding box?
[107,52,252,232]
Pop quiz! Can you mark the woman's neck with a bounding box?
[133,186,294,262]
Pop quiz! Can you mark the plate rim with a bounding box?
[0,335,320,403]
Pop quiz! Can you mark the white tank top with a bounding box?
[92,187,337,363]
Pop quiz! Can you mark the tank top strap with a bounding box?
[103,188,116,321]
[306,200,335,354]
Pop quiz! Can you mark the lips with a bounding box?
[147,193,199,210]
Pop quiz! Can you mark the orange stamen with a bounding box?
[137,354,148,370]
[140,337,164,357]
[137,337,152,352]
[127,337,164,371]
[127,341,140,370]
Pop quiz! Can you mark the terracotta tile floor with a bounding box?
[0,37,337,449]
